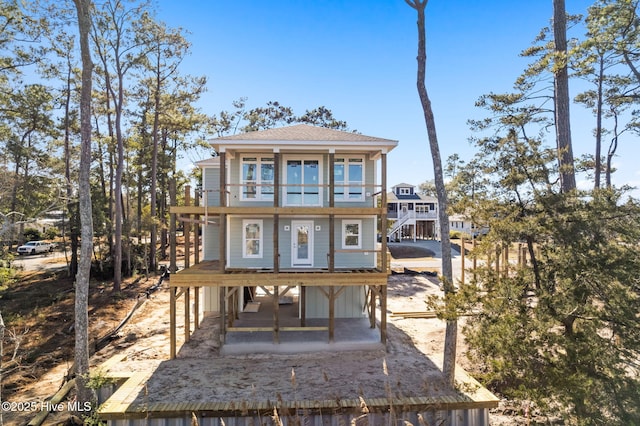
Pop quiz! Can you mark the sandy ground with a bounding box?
[6,269,534,425]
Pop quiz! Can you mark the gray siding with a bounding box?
[334,217,376,269]
[203,167,220,206]
[228,217,274,269]
[305,285,366,318]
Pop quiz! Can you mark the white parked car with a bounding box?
[17,240,53,255]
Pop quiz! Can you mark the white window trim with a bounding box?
[242,219,263,258]
[334,156,365,202]
[283,155,323,207]
[240,157,274,201]
[342,219,362,249]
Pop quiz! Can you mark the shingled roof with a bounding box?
[213,124,396,143]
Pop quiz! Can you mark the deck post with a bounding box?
[185,185,191,270]
[369,286,377,328]
[328,286,335,342]
[380,152,388,344]
[274,152,280,273]
[169,179,177,359]
[219,151,227,274]
[329,152,335,272]
[194,287,200,329]
[184,287,190,343]
[219,286,226,344]
[300,286,306,327]
[169,179,177,274]
[170,286,176,359]
[194,190,200,265]
[273,286,280,343]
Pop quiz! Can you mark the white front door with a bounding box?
[291,220,313,267]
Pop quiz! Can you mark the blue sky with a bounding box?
[155,1,639,197]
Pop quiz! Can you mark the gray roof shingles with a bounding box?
[213,124,396,143]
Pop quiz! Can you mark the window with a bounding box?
[286,158,320,205]
[242,220,263,258]
[241,157,274,200]
[398,187,410,195]
[342,220,362,249]
[334,157,364,201]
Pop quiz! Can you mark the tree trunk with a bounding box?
[150,43,161,274]
[594,55,604,189]
[553,0,577,192]
[72,0,95,409]
[64,52,79,277]
[406,0,457,389]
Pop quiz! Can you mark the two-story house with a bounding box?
[168,124,397,356]
[386,183,438,242]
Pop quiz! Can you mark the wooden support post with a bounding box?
[300,286,306,327]
[369,286,377,329]
[185,185,191,270]
[381,153,388,274]
[274,152,280,273]
[169,286,176,359]
[219,151,227,273]
[169,179,177,274]
[380,284,387,344]
[380,152,388,345]
[194,286,200,329]
[273,286,280,343]
[194,191,200,265]
[219,286,226,345]
[184,287,190,343]
[328,286,335,342]
[329,152,335,272]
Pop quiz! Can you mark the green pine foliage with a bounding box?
[461,191,640,424]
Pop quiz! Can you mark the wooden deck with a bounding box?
[169,260,389,287]
[96,354,499,424]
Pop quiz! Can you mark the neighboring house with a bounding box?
[168,124,398,356]
[386,183,438,241]
[448,213,487,237]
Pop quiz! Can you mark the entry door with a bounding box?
[291,220,313,267]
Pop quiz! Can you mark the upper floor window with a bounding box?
[398,187,411,195]
[241,157,274,201]
[334,157,364,201]
[286,158,321,206]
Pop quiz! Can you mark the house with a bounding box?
[168,124,398,356]
[386,183,438,241]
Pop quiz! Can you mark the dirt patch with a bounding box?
[0,269,152,424]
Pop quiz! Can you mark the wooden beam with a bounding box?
[169,286,176,359]
[329,286,335,342]
[194,286,200,329]
[169,179,177,274]
[274,152,280,273]
[381,153,388,275]
[300,285,306,327]
[329,152,335,272]
[185,185,191,270]
[184,287,190,343]
[273,286,280,343]
[170,206,385,215]
[194,191,200,265]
